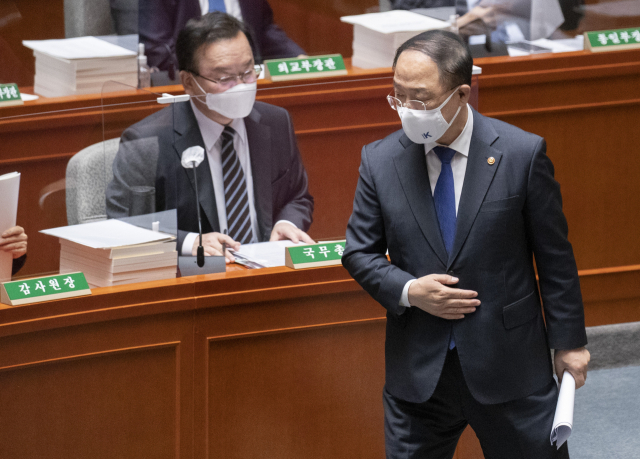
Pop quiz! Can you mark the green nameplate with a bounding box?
[264,54,348,82]
[585,28,640,52]
[285,241,345,269]
[0,83,23,107]
[1,272,91,306]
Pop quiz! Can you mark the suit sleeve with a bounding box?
[11,254,26,276]
[251,0,305,59]
[272,110,313,231]
[342,146,416,316]
[138,0,178,72]
[524,138,587,350]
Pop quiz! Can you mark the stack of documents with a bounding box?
[41,219,177,288]
[341,11,449,69]
[23,36,138,98]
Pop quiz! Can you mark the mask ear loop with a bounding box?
[191,75,209,101]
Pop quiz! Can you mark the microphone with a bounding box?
[181,146,205,267]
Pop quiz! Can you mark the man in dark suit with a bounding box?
[139,0,305,76]
[107,13,313,260]
[342,30,589,458]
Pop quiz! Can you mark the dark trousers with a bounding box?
[383,348,570,459]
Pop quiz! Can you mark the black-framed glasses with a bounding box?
[191,65,262,89]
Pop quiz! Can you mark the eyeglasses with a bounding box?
[387,88,456,112]
[192,65,262,89]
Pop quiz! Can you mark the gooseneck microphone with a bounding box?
[180,146,206,267]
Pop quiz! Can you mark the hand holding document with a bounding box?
[550,371,576,449]
[0,172,21,283]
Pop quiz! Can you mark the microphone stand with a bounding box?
[191,160,205,267]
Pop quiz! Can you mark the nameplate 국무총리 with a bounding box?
[0,83,23,107]
[263,55,348,82]
[285,241,345,270]
[584,28,640,52]
[1,272,91,306]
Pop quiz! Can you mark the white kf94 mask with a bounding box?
[193,79,257,119]
[397,87,461,146]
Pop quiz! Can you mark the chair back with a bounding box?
[66,138,120,225]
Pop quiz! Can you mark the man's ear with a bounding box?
[457,85,471,105]
[180,70,196,96]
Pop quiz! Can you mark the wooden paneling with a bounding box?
[0,0,65,86]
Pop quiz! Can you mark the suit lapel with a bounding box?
[245,109,272,242]
[394,135,448,266]
[448,110,502,268]
[172,102,220,232]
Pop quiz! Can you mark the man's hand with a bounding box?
[269,222,314,244]
[192,232,240,263]
[554,347,590,389]
[0,226,27,259]
[408,274,480,320]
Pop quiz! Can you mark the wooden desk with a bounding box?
[1,49,639,319]
[0,261,625,459]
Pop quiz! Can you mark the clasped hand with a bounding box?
[407,274,480,320]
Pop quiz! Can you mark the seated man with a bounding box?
[106,12,314,262]
[1,226,28,275]
[139,0,305,76]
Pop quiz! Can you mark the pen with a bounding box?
[222,229,227,259]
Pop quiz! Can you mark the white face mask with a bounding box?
[193,79,257,119]
[397,87,461,146]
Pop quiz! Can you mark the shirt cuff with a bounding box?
[399,279,417,308]
[274,220,297,229]
[182,232,198,256]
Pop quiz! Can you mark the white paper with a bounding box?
[23,36,136,60]
[550,371,576,449]
[341,10,448,34]
[0,172,21,283]
[20,93,39,101]
[40,219,173,249]
[230,240,305,268]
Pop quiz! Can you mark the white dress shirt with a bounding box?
[182,101,259,254]
[399,105,474,307]
[199,0,243,19]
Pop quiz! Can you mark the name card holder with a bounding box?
[0,83,23,107]
[1,272,91,306]
[264,54,348,82]
[584,28,640,52]
[285,241,345,270]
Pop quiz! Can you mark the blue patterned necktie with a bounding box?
[208,0,226,12]
[220,126,253,244]
[433,146,457,255]
[433,146,458,350]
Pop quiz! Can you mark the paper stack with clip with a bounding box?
[41,219,178,288]
[341,10,449,69]
[22,36,138,98]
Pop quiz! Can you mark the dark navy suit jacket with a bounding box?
[342,109,587,405]
[106,101,313,249]
[138,0,305,72]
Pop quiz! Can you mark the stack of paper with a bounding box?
[41,219,177,288]
[22,36,138,98]
[341,11,449,69]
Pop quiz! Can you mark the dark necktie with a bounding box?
[220,126,253,244]
[433,146,458,350]
[208,0,226,12]
[433,146,457,255]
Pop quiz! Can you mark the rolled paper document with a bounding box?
[550,370,576,449]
